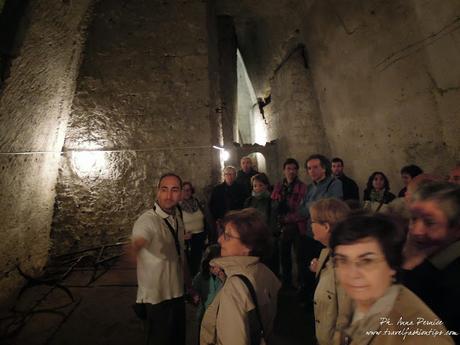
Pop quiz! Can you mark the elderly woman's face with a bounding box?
[334,237,395,312]
[409,200,453,249]
[218,222,250,257]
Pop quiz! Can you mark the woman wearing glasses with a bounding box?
[330,214,454,345]
[200,208,281,345]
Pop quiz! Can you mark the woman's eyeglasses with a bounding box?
[333,256,386,271]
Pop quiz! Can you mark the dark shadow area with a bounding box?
[0,251,316,345]
[0,0,29,87]
[274,288,316,345]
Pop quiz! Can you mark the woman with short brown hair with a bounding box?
[200,208,280,345]
[330,214,454,345]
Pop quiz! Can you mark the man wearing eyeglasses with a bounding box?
[131,173,189,345]
[298,154,343,304]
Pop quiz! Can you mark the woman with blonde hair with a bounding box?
[309,198,351,345]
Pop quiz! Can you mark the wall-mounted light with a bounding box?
[71,150,107,179]
[213,145,230,166]
[220,150,230,162]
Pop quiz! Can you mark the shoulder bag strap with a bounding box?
[234,274,265,340]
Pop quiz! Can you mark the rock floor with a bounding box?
[0,247,315,345]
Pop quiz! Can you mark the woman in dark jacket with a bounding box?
[243,173,273,225]
[363,172,396,213]
[244,173,278,274]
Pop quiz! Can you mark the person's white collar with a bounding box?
[154,202,175,219]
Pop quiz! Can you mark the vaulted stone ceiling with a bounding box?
[215,0,315,95]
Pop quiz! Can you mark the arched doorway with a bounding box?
[248,152,267,174]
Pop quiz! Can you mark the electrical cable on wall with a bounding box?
[0,145,214,155]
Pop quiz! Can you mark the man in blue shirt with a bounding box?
[300,154,343,218]
[298,154,343,304]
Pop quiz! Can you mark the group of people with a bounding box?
[130,172,279,345]
[130,156,460,345]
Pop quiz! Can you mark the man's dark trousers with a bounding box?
[144,296,185,345]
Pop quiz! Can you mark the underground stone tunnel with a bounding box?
[0,0,459,344]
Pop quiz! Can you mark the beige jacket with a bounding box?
[200,256,281,345]
[333,284,455,345]
[314,248,352,345]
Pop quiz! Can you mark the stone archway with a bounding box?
[231,140,279,183]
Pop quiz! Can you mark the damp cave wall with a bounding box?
[51,0,460,258]
[0,0,93,305]
[301,0,460,190]
[51,0,220,256]
[230,0,460,187]
[0,0,222,305]
[1,0,460,306]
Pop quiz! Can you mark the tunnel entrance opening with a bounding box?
[236,48,268,146]
[247,151,267,173]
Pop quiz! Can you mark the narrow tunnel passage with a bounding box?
[1,0,460,344]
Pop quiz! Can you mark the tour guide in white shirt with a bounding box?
[132,173,192,345]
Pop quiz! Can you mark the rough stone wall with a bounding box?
[219,0,460,190]
[267,48,330,183]
[302,0,460,191]
[51,0,216,255]
[410,0,460,163]
[216,0,330,183]
[216,16,238,148]
[236,51,255,144]
[2,0,459,303]
[0,0,92,305]
[216,0,311,96]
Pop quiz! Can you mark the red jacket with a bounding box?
[271,178,308,235]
